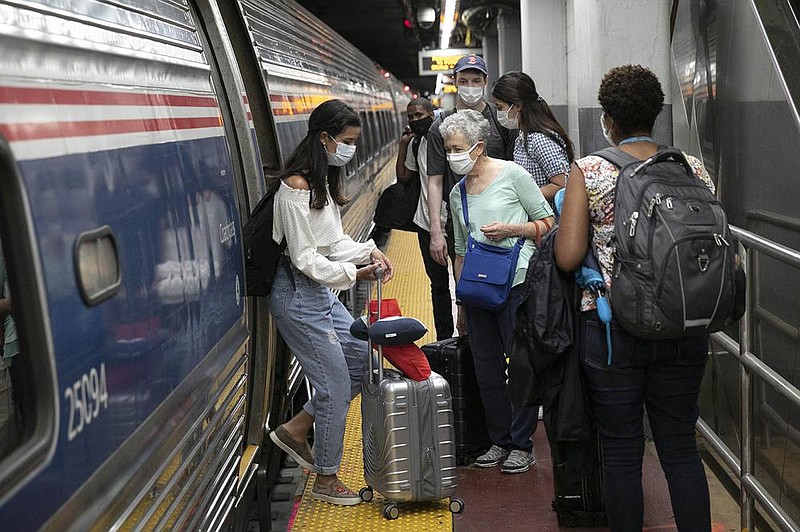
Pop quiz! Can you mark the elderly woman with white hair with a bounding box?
[442,109,555,474]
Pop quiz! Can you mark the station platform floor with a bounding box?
[283,230,743,532]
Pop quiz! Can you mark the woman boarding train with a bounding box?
[268,100,394,506]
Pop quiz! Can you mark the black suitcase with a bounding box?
[550,432,607,527]
[421,337,491,465]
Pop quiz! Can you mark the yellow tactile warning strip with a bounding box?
[289,230,454,531]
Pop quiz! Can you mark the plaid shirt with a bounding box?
[513,131,570,188]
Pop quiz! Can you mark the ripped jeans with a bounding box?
[269,263,368,475]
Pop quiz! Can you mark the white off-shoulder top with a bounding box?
[272,181,376,290]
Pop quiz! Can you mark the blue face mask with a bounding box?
[326,135,357,166]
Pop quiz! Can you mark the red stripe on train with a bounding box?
[0,116,222,141]
[0,86,220,108]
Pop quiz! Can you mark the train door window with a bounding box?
[75,227,121,306]
[0,139,57,499]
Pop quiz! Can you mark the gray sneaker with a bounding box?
[269,425,316,471]
[501,449,536,474]
[474,445,510,468]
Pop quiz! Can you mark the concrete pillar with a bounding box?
[566,0,672,156]
[497,8,522,76]
[520,0,568,129]
[482,27,500,90]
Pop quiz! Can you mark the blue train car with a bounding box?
[0,0,407,530]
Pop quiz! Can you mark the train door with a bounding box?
[0,1,255,530]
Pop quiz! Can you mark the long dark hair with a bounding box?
[281,99,361,209]
[492,71,575,162]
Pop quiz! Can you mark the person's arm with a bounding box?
[531,134,569,200]
[554,164,590,271]
[540,175,566,201]
[426,121,449,265]
[396,128,418,182]
[0,298,10,316]
[480,164,555,243]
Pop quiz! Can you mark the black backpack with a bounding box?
[372,136,422,232]
[243,180,286,296]
[596,147,740,339]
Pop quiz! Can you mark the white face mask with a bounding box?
[326,135,357,166]
[447,142,480,175]
[497,105,518,129]
[458,86,484,105]
[600,113,616,146]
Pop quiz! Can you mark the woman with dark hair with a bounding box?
[491,71,574,201]
[268,99,394,506]
[555,65,713,531]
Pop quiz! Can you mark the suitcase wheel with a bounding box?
[359,486,374,503]
[383,503,399,520]
[448,497,465,514]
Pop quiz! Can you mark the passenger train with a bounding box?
[0,0,408,530]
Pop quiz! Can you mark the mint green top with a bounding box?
[450,161,554,287]
[0,244,18,363]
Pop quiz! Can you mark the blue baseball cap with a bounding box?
[453,54,488,75]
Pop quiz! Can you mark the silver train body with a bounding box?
[672,0,800,526]
[0,0,406,530]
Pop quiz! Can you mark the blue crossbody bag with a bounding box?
[455,178,525,311]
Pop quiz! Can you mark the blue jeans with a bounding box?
[579,311,711,532]
[270,264,368,475]
[464,285,538,451]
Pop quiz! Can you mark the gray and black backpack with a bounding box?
[596,147,740,339]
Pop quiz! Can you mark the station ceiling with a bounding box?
[296,1,518,95]
[297,0,438,93]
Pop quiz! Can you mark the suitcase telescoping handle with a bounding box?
[367,267,384,385]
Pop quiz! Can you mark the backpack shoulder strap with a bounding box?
[591,147,640,170]
[411,135,421,164]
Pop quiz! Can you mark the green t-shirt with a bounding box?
[0,245,18,363]
[449,161,554,286]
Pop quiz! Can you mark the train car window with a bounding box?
[0,138,57,500]
[369,112,379,158]
[381,111,390,147]
[74,226,121,306]
[359,112,372,162]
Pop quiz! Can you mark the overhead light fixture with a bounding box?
[417,6,436,30]
[439,0,457,50]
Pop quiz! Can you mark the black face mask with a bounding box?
[409,116,433,137]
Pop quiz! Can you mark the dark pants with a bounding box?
[465,285,538,451]
[579,311,711,532]
[416,228,453,340]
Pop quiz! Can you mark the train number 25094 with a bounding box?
[64,363,109,441]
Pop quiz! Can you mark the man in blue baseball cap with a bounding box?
[425,53,515,281]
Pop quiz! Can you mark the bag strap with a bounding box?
[411,135,421,164]
[591,147,640,169]
[458,178,525,248]
[458,178,471,234]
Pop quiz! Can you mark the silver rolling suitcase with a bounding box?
[358,269,464,520]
